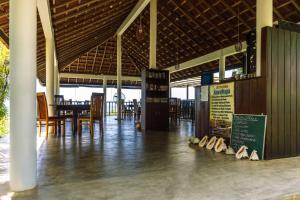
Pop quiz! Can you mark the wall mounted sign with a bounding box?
[200,86,209,102]
[209,82,235,137]
[209,82,235,123]
[231,114,267,160]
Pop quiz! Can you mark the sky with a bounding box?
[36,80,142,102]
[36,79,195,101]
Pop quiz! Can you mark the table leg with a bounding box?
[73,110,78,136]
[57,110,61,134]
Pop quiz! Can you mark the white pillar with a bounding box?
[149,0,157,69]
[256,0,273,77]
[169,73,171,98]
[53,59,57,95]
[186,85,189,100]
[219,50,225,81]
[46,38,54,115]
[117,35,122,120]
[54,58,60,95]
[103,77,107,117]
[9,0,37,191]
[56,73,60,95]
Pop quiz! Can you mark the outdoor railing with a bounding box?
[106,101,136,116]
[106,100,195,120]
[180,100,195,121]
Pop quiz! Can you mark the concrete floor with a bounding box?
[1,117,300,200]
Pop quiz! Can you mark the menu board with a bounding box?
[231,114,267,160]
[209,82,235,123]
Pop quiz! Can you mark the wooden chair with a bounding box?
[54,94,73,131]
[121,100,133,119]
[37,92,65,139]
[78,93,104,136]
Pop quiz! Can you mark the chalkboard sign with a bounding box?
[231,114,267,160]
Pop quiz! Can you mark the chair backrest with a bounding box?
[133,99,138,112]
[54,95,64,105]
[37,92,48,120]
[90,93,104,120]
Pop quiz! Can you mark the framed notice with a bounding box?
[200,86,208,102]
[209,82,235,123]
[209,82,235,137]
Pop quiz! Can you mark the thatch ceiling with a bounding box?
[0,0,300,86]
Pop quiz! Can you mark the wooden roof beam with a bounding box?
[116,0,150,36]
[167,42,246,73]
[60,73,141,82]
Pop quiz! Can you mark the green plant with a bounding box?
[0,42,9,137]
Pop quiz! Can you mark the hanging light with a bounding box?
[235,0,243,52]
[136,16,145,42]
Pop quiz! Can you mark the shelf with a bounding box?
[142,68,170,131]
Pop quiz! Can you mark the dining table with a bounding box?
[55,103,90,135]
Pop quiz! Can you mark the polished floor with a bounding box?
[2,117,300,200]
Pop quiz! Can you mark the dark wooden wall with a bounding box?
[262,27,300,159]
[195,78,266,139]
[195,86,209,138]
[235,78,266,115]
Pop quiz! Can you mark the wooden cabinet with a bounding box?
[141,69,169,131]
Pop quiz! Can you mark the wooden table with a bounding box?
[55,104,90,135]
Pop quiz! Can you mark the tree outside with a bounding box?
[0,42,9,137]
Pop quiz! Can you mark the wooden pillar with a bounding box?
[9,0,37,191]
[149,0,157,69]
[117,35,122,120]
[256,0,273,77]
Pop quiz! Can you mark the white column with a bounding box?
[54,58,60,95]
[9,0,37,191]
[117,35,122,120]
[53,59,57,95]
[219,50,225,81]
[103,77,107,117]
[149,0,157,69]
[46,38,54,115]
[186,85,189,100]
[256,0,273,77]
[56,73,60,95]
[169,73,171,98]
